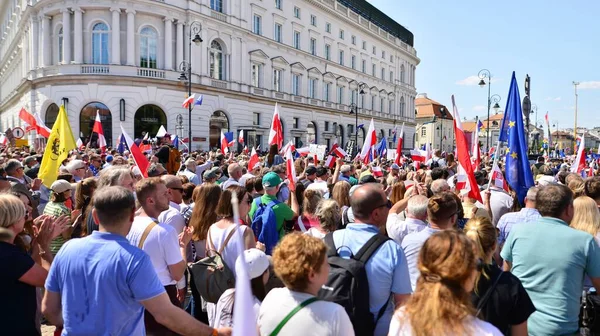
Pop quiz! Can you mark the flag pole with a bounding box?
[486,139,503,191]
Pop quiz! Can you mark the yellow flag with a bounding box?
[39,105,76,188]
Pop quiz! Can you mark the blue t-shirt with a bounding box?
[501,217,600,335]
[401,226,440,291]
[332,223,412,336]
[45,231,166,335]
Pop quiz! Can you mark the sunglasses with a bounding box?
[170,187,184,193]
[374,200,392,210]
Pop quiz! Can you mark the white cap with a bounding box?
[235,248,269,280]
[66,159,86,173]
[51,180,74,193]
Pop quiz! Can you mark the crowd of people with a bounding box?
[2,137,600,336]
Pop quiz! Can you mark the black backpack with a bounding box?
[318,232,390,336]
[430,159,441,169]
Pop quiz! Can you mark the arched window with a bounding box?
[45,103,59,129]
[306,122,317,144]
[210,40,224,80]
[58,27,64,63]
[80,102,112,147]
[134,104,167,139]
[400,65,405,83]
[92,22,109,64]
[140,27,158,69]
[209,111,230,149]
[400,96,405,116]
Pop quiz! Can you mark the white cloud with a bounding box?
[456,75,499,86]
[472,105,486,112]
[545,96,561,101]
[579,81,600,89]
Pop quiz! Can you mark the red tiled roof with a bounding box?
[415,96,453,120]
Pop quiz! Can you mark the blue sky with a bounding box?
[369,0,600,130]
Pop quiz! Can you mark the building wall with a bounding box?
[415,118,454,153]
[0,0,419,151]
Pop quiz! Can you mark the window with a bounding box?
[310,15,316,26]
[308,78,317,98]
[348,124,354,134]
[140,27,158,69]
[337,86,343,104]
[292,74,301,95]
[325,22,331,33]
[380,98,384,112]
[381,68,385,80]
[338,50,344,65]
[293,6,300,18]
[421,127,426,137]
[389,100,394,114]
[211,0,223,12]
[372,64,376,76]
[293,31,301,49]
[390,55,393,62]
[274,23,282,42]
[293,117,299,128]
[92,22,109,64]
[371,96,375,110]
[324,82,331,101]
[361,59,366,73]
[351,90,357,104]
[273,69,282,92]
[253,15,262,35]
[351,35,356,45]
[339,29,344,39]
[351,55,356,69]
[372,46,376,55]
[209,40,224,80]
[310,38,317,55]
[390,71,393,82]
[325,44,331,60]
[58,26,63,63]
[251,63,261,87]
[400,96,405,116]
[324,121,329,131]
[382,50,385,59]
[275,0,281,10]
[362,41,366,50]
[400,65,405,83]
[253,112,260,125]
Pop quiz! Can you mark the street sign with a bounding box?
[12,127,24,139]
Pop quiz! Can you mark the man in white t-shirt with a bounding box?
[127,177,187,335]
[306,166,330,198]
[158,175,186,234]
[386,195,428,245]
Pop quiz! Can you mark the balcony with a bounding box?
[81,65,110,74]
[211,10,227,22]
[210,79,228,90]
[137,68,165,79]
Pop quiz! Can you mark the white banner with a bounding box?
[309,144,327,160]
[387,149,396,161]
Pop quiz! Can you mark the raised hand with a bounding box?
[178,226,193,248]
[35,216,55,248]
[50,215,71,240]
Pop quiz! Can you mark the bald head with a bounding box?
[430,179,450,195]
[228,163,242,180]
[351,183,388,226]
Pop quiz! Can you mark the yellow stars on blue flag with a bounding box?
[508,121,515,128]
[510,152,518,159]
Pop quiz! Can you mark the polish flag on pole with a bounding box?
[120,123,149,177]
[372,166,383,177]
[490,162,509,192]
[76,138,84,150]
[330,138,348,158]
[360,119,377,164]
[268,103,284,149]
[33,112,52,138]
[451,95,482,202]
[92,111,107,153]
[0,134,7,146]
[19,108,51,138]
[248,147,260,170]
[280,140,296,156]
[284,146,297,192]
[572,134,586,174]
[410,149,427,162]
[296,146,310,156]
[472,119,482,171]
[324,155,336,168]
[394,123,405,165]
[221,131,231,155]
[424,142,432,162]
[238,131,244,144]
[182,94,195,108]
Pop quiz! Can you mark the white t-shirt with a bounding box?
[209,288,261,328]
[306,180,330,198]
[158,204,186,234]
[304,227,326,239]
[386,215,427,245]
[258,287,355,336]
[206,224,248,278]
[388,308,502,336]
[127,216,183,286]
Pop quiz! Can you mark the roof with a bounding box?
[462,121,477,133]
[415,97,453,120]
[482,113,504,123]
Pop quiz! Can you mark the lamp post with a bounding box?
[350,83,366,156]
[478,70,501,150]
[178,21,202,150]
[552,120,559,154]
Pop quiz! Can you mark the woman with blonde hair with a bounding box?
[464,217,534,335]
[571,196,600,238]
[331,180,351,210]
[389,230,502,336]
[295,189,323,232]
[304,199,340,239]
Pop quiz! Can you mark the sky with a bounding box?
[369,0,600,130]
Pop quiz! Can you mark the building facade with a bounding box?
[0,0,419,151]
[414,94,454,153]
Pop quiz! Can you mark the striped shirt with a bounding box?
[43,201,70,255]
[497,208,541,245]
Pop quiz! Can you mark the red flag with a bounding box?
[268,103,283,149]
[330,138,348,158]
[284,146,296,191]
[451,96,482,202]
[394,123,405,165]
[572,134,586,174]
[221,131,230,155]
[182,94,195,108]
[243,145,249,155]
[248,147,259,171]
[239,131,244,144]
[360,119,377,164]
[120,123,149,177]
[410,149,426,162]
[490,162,509,192]
[92,111,107,153]
[372,166,383,177]
[19,108,51,138]
[324,155,336,168]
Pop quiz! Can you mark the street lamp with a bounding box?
[349,103,358,157]
[436,107,447,151]
[478,69,497,150]
[178,21,202,150]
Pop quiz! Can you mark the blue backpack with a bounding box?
[251,198,281,255]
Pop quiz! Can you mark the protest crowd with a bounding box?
[3,79,600,336]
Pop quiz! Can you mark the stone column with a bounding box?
[126,9,135,66]
[110,8,121,64]
[176,21,184,67]
[163,18,173,70]
[61,8,71,64]
[31,17,39,69]
[40,15,51,66]
[73,8,83,64]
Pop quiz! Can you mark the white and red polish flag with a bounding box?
[451,95,482,202]
[0,134,7,146]
[19,108,51,138]
[372,166,383,177]
[296,146,310,156]
[284,146,297,192]
[248,147,260,170]
[238,131,244,144]
[410,149,427,162]
[182,94,195,108]
[280,140,295,156]
[572,134,586,174]
[76,138,84,150]
[394,122,405,165]
[268,103,284,149]
[120,123,149,177]
[490,162,509,192]
[330,138,348,158]
[92,111,107,153]
[324,155,336,168]
[360,119,377,164]
[472,119,482,171]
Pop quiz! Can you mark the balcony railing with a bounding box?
[81,65,110,74]
[137,68,165,79]
[211,79,228,89]
[211,10,227,22]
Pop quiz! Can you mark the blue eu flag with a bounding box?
[376,136,387,157]
[117,133,128,154]
[499,72,534,204]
